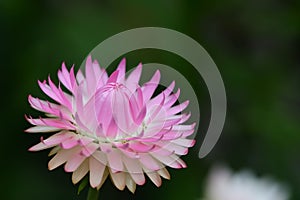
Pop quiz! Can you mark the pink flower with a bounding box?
[26,56,195,193]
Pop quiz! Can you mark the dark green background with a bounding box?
[1,0,299,199]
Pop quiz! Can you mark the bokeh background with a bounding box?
[1,0,299,199]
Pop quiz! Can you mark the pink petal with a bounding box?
[85,55,103,95]
[28,95,72,121]
[171,123,196,131]
[98,68,108,86]
[107,70,119,83]
[150,146,173,156]
[61,136,79,149]
[80,143,99,157]
[142,70,160,102]
[31,131,74,149]
[129,88,146,126]
[147,81,175,107]
[171,138,196,148]
[58,63,77,94]
[158,142,188,155]
[161,117,182,129]
[85,56,96,93]
[171,155,186,168]
[145,94,165,125]
[76,69,85,84]
[47,77,72,110]
[93,60,107,89]
[116,58,126,83]
[38,80,61,104]
[105,118,118,138]
[159,130,183,141]
[150,153,182,169]
[92,60,102,78]
[78,136,94,146]
[129,142,154,153]
[126,63,142,92]
[94,87,113,132]
[118,148,139,159]
[164,88,180,108]
[26,116,75,130]
[28,142,53,151]
[111,89,131,132]
[167,100,189,115]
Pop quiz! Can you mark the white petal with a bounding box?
[97,168,109,190]
[89,156,106,188]
[122,156,145,185]
[48,146,60,156]
[157,167,170,180]
[109,169,126,190]
[107,150,123,172]
[72,159,89,184]
[125,174,136,193]
[26,126,61,133]
[48,147,80,170]
[145,171,162,187]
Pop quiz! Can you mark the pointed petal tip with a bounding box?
[107,70,119,83]
[37,80,43,86]
[48,163,55,171]
[171,80,175,86]
[24,114,30,121]
[191,139,196,146]
[89,183,98,188]
[61,61,67,69]
[64,166,73,173]
[120,57,126,64]
[154,70,161,79]
[137,62,142,68]
[191,122,196,129]
[24,127,32,133]
[129,189,136,194]
[86,55,92,62]
[28,146,36,151]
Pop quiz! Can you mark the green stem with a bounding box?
[87,187,99,200]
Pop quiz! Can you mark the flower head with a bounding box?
[203,166,289,200]
[26,56,195,193]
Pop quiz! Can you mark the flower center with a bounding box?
[75,121,147,145]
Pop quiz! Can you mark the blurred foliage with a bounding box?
[0,0,299,199]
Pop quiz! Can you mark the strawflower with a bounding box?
[25,56,195,195]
